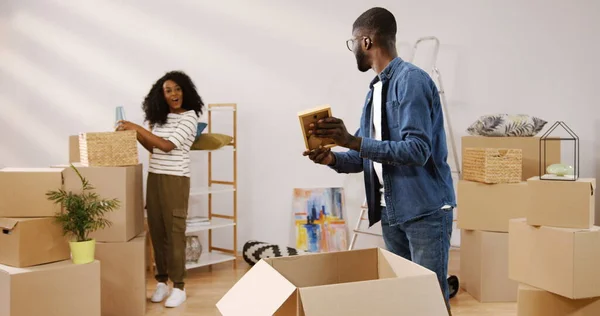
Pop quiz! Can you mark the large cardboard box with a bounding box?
[457,180,528,232]
[0,260,101,316]
[461,136,560,181]
[0,218,70,267]
[460,230,518,302]
[517,283,600,316]
[96,233,146,316]
[0,168,65,217]
[57,163,144,242]
[217,248,449,316]
[527,177,596,229]
[508,218,600,299]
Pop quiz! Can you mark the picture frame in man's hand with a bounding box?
[298,105,337,150]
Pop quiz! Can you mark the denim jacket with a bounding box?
[330,57,456,227]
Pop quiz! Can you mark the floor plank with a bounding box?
[145,249,518,315]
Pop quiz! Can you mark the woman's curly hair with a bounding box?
[142,71,204,127]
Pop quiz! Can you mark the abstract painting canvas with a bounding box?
[293,187,348,253]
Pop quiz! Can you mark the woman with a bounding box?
[117,70,203,308]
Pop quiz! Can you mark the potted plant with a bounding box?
[46,164,119,264]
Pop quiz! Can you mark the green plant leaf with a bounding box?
[46,164,119,242]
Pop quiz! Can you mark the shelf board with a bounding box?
[186,221,235,234]
[186,252,236,269]
[207,107,235,112]
[190,146,235,153]
[190,186,236,196]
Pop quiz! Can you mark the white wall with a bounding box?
[1,0,599,252]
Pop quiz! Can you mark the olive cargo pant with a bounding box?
[146,172,190,290]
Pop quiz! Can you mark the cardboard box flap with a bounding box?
[377,248,437,278]
[298,276,449,315]
[0,218,18,231]
[216,260,297,315]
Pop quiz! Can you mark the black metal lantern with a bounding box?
[539,121,579,181]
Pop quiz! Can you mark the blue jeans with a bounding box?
[381,207,453,307]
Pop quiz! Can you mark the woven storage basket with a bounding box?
[79,131,139,167]
[463,147,522,184]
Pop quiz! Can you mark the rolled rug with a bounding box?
[242,240,305,266]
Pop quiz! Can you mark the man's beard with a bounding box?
[355,50,370,72]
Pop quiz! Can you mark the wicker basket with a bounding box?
[79,131,139,167]
[463,147,522,184]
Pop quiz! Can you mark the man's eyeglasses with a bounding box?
[346,36,371,52]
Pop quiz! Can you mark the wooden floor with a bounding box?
[145,249,518,315]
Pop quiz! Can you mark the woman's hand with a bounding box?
[116,120,140,132]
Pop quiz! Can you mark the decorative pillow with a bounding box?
[466,114,547,137]
[242,240,304,266]
[196,122,207,139]
[191,133,233,150]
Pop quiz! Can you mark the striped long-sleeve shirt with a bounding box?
[148,110,198,177]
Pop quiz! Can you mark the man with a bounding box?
[303,7,456,309]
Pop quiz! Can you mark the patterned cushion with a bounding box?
[466,114,547,137]
[242,240,304,266]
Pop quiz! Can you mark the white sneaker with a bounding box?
[150,282,170,303]
[165,288,186,308]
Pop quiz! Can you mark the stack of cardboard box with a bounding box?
[65,135,147,316]
[509,175,598,315]
[457,136,561,302]
[0,167,102,316]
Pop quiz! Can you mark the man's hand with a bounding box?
[309,117,361,151]
[303,146,335,166]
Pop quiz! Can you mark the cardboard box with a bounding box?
[461,136,560,181]
[0,168,65,217]
[0,217,70,267]
[457,180,528,232]
[517,283,600,316]
[0,260,101,316]
[96,233,146,316]
[527,177,596,229]
[460,230,518,302]
[57,163,144,242]
[69,135,80,163]
[508,218,600,299]
[217,248,449,316]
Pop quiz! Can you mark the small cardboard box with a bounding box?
[461,136,560,181]
[460,230,518,302]
[517,283,600,316]
[57,163,145,242]
[0,260,101,316]
[527,177,596,229]
[0,218,70,268]
[508,218,600,299]
[217,248,449,316]
[457,180,529,232]
[69,135,80,163]
[96,233,146,316]
[0,168,65,217]
[298,105,337,150]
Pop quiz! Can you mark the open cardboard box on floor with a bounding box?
[217,248,449,316]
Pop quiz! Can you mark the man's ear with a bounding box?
[363,37,373,50]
